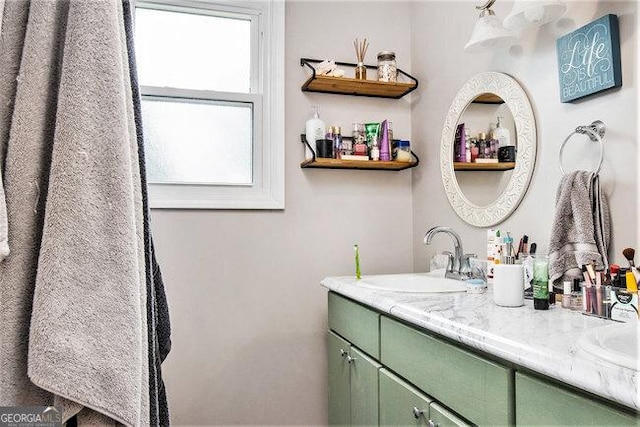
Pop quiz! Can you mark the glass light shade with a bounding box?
[503,0,567,31]
[464,14,517,53]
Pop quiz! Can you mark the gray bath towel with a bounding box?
[0,0,61,407]
[549,171,610,285]
[28,0,149,425]
[0,0,150,425]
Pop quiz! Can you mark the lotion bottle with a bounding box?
[493,116,511,148]
[305,106,325,160]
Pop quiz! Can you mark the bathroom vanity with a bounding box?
[322,276,639,426]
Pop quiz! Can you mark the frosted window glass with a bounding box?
[141,98,252,185]
[135,8,251,93]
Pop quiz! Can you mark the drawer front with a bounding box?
[380,316,513,426]
[328,292,379,358]
[380,368,433,427]
[516,372,640,426]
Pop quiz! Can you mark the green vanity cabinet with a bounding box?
[380,369,469,427]
[515,372,639,426]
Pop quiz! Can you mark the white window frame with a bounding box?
[134,0,284,209]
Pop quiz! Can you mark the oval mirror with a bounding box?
[440,72,536,227]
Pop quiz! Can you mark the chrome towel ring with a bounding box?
[559,120,606,176]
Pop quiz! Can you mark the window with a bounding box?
[134,0,284,209]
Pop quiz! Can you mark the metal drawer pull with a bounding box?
[412,407,424,419]
[339,348,347,357]
[346,355,357,364]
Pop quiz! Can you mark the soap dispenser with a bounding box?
[305,106,326,160]
[493,116,511,148]
[495,116,516,162]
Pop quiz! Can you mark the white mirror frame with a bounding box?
[440,72,536,227]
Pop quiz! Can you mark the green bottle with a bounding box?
[533,256,549,310]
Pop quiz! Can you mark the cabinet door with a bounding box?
[380,368,432,427]
[328,331,350,426]
[430,402,470,427]
[516,372,639,426]
[350,346,381,426]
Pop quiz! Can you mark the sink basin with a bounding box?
[357,273,467,293]
[578,322,639,371]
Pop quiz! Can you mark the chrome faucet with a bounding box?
[423,226,475,280]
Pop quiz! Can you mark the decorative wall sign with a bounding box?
[556,14,622,103]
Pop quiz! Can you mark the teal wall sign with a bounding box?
[556,14,622,103]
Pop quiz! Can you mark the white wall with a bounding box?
[153,2,414,425]
[411,1,637,270]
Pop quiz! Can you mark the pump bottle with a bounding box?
[305,106,326,160]
[493,116,511,148]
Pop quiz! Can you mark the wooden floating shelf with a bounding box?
[301,157,417,171]
[472,93,505,104]
[454,162,515,171]
[300,58,418,99]
[302,75,416,99]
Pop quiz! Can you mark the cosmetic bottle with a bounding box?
[334,126,343,159]
[532,255,549,310]
[380,120,391,161]
[570,279,583,310]
[489,139,498,159]
[371,140,380,161]
[477,133,487,159]
[487,229,501,281]
[561,280,572,308]
[470,138,479,162]
[465,132,471,162]
[305,106,325,160]
[493,116,511,148]
[455,123,466,162]
[326,126,335,146]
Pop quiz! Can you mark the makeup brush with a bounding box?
[622,247,640,285]
[622,247,636,270]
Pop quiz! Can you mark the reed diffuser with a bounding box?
[353,38,369,80]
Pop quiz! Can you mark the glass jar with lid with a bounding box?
[396,140,411,162]
[377,51,397,82]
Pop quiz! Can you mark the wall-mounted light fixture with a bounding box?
[464,0,517,53]
[465,0,566,53]
[503,0,567,31]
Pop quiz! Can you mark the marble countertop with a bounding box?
[321,275,639,411]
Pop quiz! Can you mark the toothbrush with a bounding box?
[354,244,361,280]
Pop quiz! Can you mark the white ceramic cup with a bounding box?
[493,264,525,307]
